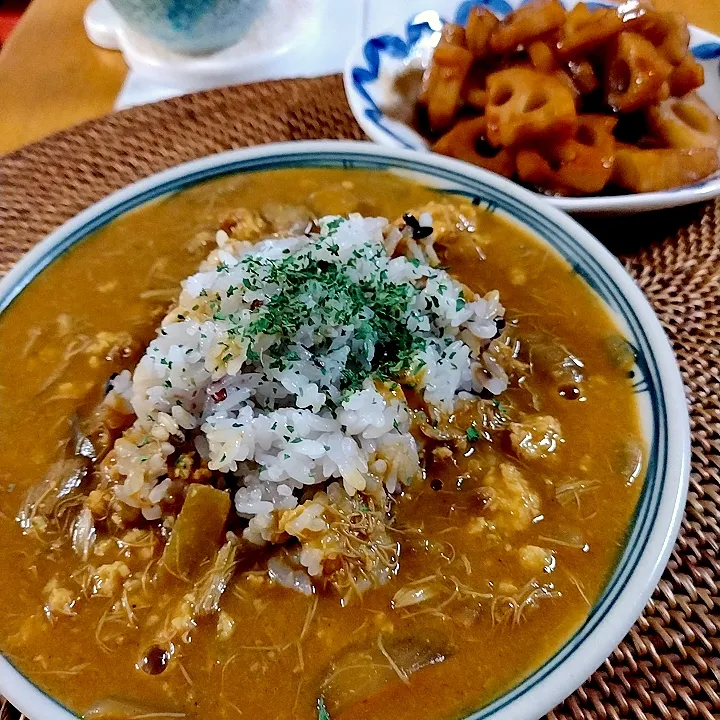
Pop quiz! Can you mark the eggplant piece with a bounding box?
[84,698,184,718]
[149,533,261,661]
[17,408,122,535]
[17,455,90,532]
[529,341,583,386]
[514,331,585,400]
[320,627,453,715]
[194,534,261,616]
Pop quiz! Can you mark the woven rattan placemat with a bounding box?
[0,74,718,720]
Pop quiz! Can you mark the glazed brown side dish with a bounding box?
[0,169,644,720]
[419,0,720,195]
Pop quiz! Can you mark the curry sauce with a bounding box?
[0,170,643,720]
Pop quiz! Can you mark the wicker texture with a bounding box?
[0,74,718,720]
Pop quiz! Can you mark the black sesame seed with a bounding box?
[104,373,119,395]
[413,226,434,240]
[402,213,421,230]
[492,318,507,340]
[402,213,434,240]
[430,479,443,491]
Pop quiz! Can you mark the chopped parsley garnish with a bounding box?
[217,219,428,394]
[466,426,480,442]
[317,697,331,720]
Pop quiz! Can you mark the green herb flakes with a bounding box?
[317,697,331,720]
[466,426,480,442]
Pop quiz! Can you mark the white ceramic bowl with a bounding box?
[0,141,690,720]
[344,0,720,214]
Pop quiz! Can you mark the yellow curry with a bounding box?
[0,169,644,720]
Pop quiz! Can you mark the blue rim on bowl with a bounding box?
[0,141,690,720]
[343,0,720,215]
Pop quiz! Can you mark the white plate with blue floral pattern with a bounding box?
[344,0,720,214]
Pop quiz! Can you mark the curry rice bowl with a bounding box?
[0,152,688,720]
[106,213,507,595]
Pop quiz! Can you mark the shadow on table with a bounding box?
[577,203,707,256]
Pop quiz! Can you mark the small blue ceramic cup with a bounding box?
[108,0,266,54]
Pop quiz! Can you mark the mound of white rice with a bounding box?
[107,213,506,546]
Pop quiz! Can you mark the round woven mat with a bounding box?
[0,74,718,720]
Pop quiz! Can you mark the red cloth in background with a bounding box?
[0,0,29,44]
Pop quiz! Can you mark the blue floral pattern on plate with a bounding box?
[692,42,720,60]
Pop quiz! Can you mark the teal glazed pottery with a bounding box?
[108,0,266,54]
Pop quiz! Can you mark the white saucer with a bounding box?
[84,0,322,91]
